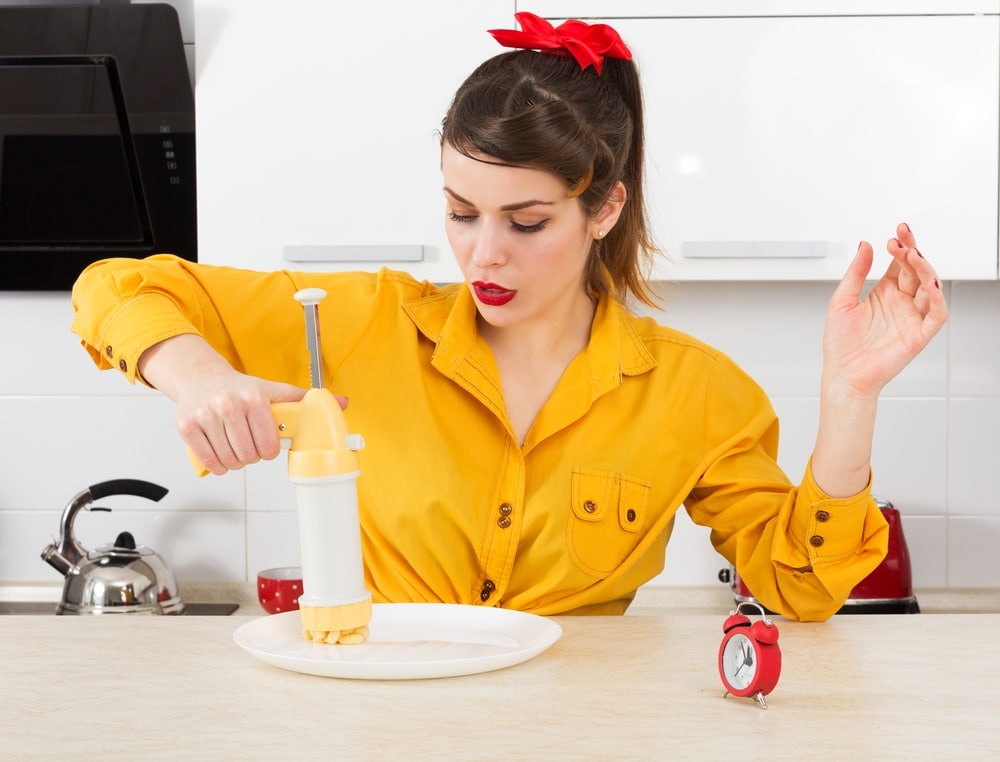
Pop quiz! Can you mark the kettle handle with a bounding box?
[88,479,168,503]
[41,480,169,576]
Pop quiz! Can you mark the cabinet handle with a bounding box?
[682,241,828,259]
[283,244,424,263]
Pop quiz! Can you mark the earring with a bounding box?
[597,230,606,238]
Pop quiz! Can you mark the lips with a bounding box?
[472,281,517,307]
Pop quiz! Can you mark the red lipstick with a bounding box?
[472,281,517,307]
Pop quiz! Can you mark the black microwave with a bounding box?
[0,2,196,291]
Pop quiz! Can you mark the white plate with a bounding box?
[233,603,562,680]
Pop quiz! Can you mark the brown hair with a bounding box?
[441,50,660,308]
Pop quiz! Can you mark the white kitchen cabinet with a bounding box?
[532,1,1000,280]
[193,1,510,282]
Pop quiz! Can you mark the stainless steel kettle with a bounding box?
[41,479,185,615]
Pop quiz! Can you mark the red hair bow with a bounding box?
[489,11,632,74]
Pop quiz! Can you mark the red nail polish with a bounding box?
[935,280,940,289]
[915,249,924,258]
[903,223,912,233]
[892,238,902,248]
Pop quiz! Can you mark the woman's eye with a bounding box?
[511,219,548,233]
[448,211,476,223]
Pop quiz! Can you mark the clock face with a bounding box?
[721,632,757,690]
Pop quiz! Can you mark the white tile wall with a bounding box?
[2,279,998,591]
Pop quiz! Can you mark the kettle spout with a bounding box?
[40,544,76,577]
[40,486,95,578]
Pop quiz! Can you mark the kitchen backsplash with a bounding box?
[1,278,996,590]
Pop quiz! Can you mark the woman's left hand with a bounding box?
[823,222,949,398]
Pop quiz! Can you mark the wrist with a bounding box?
[820,373,880,411]
[812,374,879,498]
[138,333,233,402]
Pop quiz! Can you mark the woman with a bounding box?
[70,13,946,620]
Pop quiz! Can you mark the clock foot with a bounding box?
[754,692,768,710]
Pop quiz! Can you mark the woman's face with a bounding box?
[442,142,598,330]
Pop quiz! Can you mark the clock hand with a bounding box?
[733,642,751,677]
[740,641,752,665]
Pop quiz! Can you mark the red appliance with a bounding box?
[724,499,919,614]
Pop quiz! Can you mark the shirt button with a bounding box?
[499,503,513,516]
[104,345,113,358]
[497,516,511,529]
[583,500,597,514]
[480,580,496,601]
[118,359,128,373]
[626,508,637,523]
[816,510,831,522]
[809,535,825,547]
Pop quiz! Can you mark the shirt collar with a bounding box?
[402,282,657,389]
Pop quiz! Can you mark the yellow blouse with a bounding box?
[71,255,889,620]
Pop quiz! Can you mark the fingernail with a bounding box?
[892,238,902,248]
[857,242,863,254]
[903,222,912,233]
[915,248,924,258]
[935,280,940,289]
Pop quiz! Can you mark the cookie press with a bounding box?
[190,288,371,644]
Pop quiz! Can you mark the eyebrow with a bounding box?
[443,187,556,212]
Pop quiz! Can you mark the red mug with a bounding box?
[257,567,302,614]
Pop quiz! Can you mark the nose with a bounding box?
[470,221,506,268]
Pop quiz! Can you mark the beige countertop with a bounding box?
[3,608,998,759]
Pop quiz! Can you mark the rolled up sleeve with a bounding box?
[70,255,205,385]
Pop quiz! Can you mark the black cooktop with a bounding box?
[0,601,239,616]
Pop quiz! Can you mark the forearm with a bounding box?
[810,375,878,498]
[138,333,238,403]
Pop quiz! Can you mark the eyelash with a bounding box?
[512,220,548,234]
[447,211,548,234]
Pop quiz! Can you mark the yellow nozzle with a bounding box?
[300,598,372,641]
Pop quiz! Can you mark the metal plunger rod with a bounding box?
[294,288,326,389]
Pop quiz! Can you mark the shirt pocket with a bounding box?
[567,468,650,577]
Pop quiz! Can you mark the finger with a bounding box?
[179,422,231,476]
[905,247,939,291]
[887,237,920,295]
[886,234,938,299]
[896,221,917,250]
[907,247,946,304]
[831,241,873,307]
[191,396,254,471]
[221,413,260,468]
[919,284,948,339]
[905,248,948,339]
[247,401,281,460]
[890,236,939,300]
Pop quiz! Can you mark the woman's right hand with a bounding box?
[175,370,308,475]
[138,334,309,475]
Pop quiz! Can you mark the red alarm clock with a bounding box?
[718,601,781,709]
